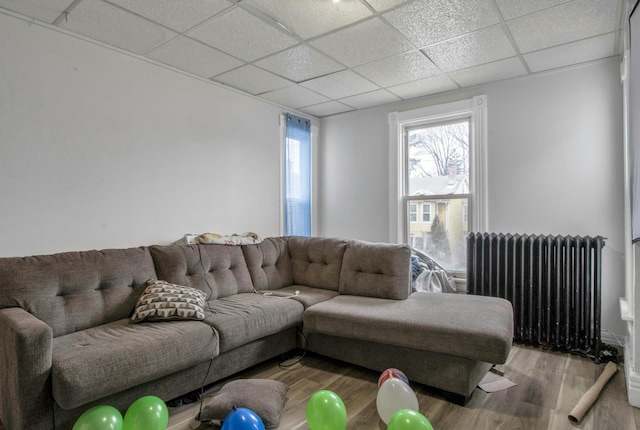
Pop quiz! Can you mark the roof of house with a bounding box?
[409,175,468,197]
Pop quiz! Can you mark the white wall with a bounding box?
[0,12,298,257]
[319,59,626,337]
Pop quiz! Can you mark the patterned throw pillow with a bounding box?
[130,279,207,323]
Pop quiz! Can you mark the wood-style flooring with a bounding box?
[1,344,635,430]
[167,344,640,430]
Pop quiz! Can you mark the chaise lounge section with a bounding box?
[0,236,513,430]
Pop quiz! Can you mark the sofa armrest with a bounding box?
[0,307,53,430]
[339,240,411,300]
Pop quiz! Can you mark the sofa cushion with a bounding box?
[130,279,207,323]
[339,240,411,300]
[288,237,347,291]
[150,244,253,299]
[303,293,513,364]
[0,247,156,337]
[203,293,304,352]
[200,379,289,429]
[52,318,218,410]
[242,237,293,290]
[261,285,339,309]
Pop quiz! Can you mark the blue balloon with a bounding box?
[221,407,265,430]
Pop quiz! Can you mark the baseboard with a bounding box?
[624,343,640,407]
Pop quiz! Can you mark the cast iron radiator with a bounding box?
[466,233,607,362]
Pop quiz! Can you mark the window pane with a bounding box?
[284,114,311,236]
[409,203,417,222]
[408,197,468,272]
[408,121,469,196]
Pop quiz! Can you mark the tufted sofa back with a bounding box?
[149,244,254,299]
[0,247,156,337]
[0,237,412,338]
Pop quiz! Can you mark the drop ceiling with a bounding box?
[0,0,626,117]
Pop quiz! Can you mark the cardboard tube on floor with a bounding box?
[568,361,618,423]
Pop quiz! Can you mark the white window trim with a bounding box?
[388,96,488,244]
[279,113,318,236]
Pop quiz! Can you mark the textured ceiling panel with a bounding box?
[255,45,344,82]
[364,0,412,13]
[107,0,232,32]
[339,89,402,109]
[423,25,516,72]
[188,7,298,62]
[524,32,617,73]
[388,74,458,99]
[146,36,243,78]
[383,0,500,47]
[213,64,294,95]
[0,0,74,23]
[300,70,379,99]
[58,0,176,54]
[260,85,330,108]
[448,57,527,87]
[507,0,618,53]
[355,51,441,87]
[310,18,412,67]
[241,0,373,39]
[495,0,568,20]
[300,101,354,117]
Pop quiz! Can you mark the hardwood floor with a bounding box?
[167,344,639,430]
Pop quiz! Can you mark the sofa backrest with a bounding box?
[0,247,156,337]
[288,236,348,291]
[242,237,293,290]
[339,240,412,300]
[149,244,254,299]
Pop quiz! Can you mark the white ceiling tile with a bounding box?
[339,90,401,109]
[354,51,440,87]
[107,0,232,32]
[260,85,330,108]
[365,0,412,12]
[146,36,243,78]
[241,0,373,39]
[300,101,355,117]
[58,0,176,54]
[188,8,298,62]
[255,45,345,83]
[524,32,617,73]
[310,18,412,67]
[213,65,294,95]
[495,0,568,20]
[383,0,500,47]
[448,57,527,87]
[423,25,516,72]
[507,0,618,53]
[0,0,74,23]
[388,74,458,99]
[300,70,378,99]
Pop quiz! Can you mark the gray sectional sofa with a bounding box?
[0,236,513,430]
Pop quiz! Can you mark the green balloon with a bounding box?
[306,390,347,430]
[387,409,434,430]
[123,396,169,430]
[72,405,123,430]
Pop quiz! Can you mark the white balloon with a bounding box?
[376,378,419,424]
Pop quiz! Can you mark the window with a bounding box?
[422,202,431,222]
[282,113,316,236]
[409,203,417,222]
[388,96,487,274]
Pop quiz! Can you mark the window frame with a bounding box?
[388,96,488,273]
[280,113,318,236]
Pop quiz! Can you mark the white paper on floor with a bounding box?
[478,370,517,393]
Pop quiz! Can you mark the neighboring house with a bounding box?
[408,171,469,270]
